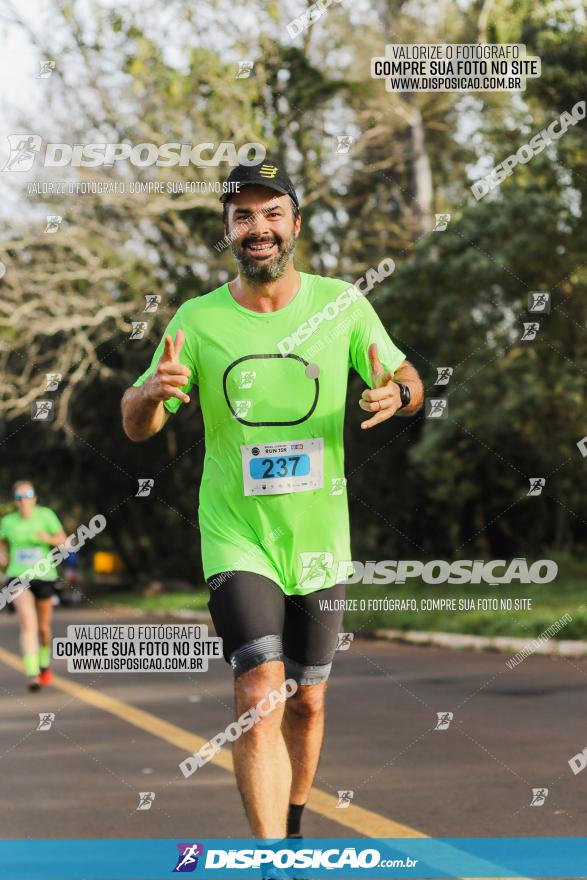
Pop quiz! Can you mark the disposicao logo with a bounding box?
[173,842,204,873]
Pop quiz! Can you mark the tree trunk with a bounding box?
[410,103,434,235]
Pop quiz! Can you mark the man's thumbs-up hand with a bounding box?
[358,342,401,429]
[368,342,395,389]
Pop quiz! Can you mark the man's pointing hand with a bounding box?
[143,329,191,405]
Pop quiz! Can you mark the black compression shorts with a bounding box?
[3,579,56,601]
[206,571,347,684]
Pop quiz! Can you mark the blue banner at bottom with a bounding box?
[0,837,586,879]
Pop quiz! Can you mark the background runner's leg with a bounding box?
[11,589,40,678]
[233,659,291,838]
[35,596,53,668]
[282,682,327,806]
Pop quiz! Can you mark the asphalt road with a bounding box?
[1,605,586,847]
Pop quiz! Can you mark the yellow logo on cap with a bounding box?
[259,164,278,178]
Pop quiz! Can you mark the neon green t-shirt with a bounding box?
[0,506,64,580]
[133,272,405,595]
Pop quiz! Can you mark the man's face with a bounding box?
[226,186,301,284]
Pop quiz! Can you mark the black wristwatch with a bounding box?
[395,382,411,409]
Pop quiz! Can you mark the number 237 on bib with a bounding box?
[240,438,324,496]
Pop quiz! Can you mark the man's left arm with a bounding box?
[348,293,424,429]
[359,345,424,430]
[389,359,425,417]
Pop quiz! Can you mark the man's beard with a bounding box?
[230,230,297,284]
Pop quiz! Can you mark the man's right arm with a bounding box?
[121,330,192,443]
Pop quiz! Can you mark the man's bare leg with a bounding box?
[281,683,327,809]
[233,660,292,838]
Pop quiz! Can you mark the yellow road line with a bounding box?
[0,645,415,836]
[0,646,526,876]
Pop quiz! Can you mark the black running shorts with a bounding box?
[3,579,56,601]
[206,571,347,684]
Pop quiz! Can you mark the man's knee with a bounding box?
[235,659,286,723]
[286,683,326,719]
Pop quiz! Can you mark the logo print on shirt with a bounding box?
[223,353,319,427]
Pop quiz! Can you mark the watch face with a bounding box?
[399,383,411,407]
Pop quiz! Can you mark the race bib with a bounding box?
[241,438,324,496]
[15,547,43,565]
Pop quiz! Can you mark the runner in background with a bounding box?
[0,481,67,690]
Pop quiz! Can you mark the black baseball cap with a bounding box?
[220,159,299,207]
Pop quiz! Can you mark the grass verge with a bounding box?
[90,552,587,641]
